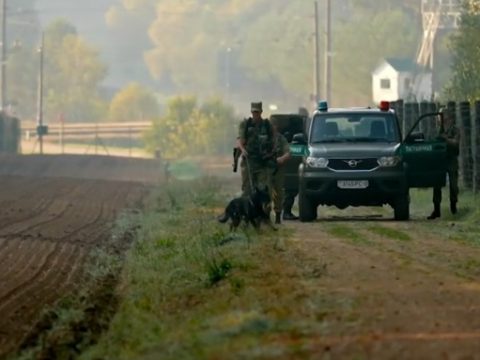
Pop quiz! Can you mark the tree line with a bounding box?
[4,0,479,157]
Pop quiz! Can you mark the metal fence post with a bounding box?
[474,101,480,194]
[459,101,473,190]
[427,101,438,139]
[419,101,429,135]
[404,102,414,134]
[395,99,405,137]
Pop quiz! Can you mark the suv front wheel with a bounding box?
[393,194,410,221]
[299,191,317,222]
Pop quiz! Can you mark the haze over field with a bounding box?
[10,0,454,114]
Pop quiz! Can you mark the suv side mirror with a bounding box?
[292,133,306,144]
[405,132,425,143]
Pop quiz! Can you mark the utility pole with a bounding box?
[313,1,321,105]
[324,0,332,103]
[36,32,45,154]
[0,0,7,111]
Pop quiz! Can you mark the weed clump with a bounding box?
[206,258,233,286]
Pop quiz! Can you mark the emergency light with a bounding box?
[318,101,328,112]
[379,101,390,111]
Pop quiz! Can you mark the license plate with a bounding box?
[337,180,369,189]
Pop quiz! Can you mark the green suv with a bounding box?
[294,102,447,221]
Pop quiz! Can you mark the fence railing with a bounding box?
[391,99,480,194]
[21,121,152,141]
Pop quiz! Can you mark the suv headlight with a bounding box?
[306,157,329,168]
[378,156,401,167]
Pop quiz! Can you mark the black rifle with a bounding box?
[232,147,241,173]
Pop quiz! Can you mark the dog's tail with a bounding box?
[217,212,230,223]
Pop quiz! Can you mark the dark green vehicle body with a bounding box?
[295,107,447,221]
[270,114,308,192]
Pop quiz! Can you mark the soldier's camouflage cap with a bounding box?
[251,102,263,112]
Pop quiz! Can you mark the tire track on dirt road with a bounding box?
[360,221,480,280]
[285,221,480,359]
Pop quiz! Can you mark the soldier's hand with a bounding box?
[241,149,248,157]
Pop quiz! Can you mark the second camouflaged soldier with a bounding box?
[237,102,275,196]
[270,117,291,224]
[428,107,460,220]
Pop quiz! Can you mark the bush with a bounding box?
[144,96,238,158]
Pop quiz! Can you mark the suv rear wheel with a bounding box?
[394,194,410,221]
[299,192,317,222]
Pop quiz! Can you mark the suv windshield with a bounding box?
[310,113,400,144]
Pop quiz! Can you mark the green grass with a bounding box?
[325,224,372,245]
[367,226,411,242]
[410,188,480,247]
[453,258,480,279]
[78,185,476,359]
[77,178,319,360]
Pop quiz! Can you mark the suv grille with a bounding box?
[328,158,378,171]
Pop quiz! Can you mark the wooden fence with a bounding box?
[391,100,480,193]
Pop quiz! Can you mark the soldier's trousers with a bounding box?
[240,159,271,196]
[433,163,459,205]
[283,189,298,213]
[271,170,285,214]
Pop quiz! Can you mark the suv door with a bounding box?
[400,113,447,188]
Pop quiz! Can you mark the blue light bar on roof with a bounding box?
[318,100,328,112]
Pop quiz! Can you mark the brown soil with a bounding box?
[282,215,480,359]
[0,155,159,358]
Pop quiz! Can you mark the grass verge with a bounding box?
[410,188,480,247]
[77,178,319,360]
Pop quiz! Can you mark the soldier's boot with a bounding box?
[275,212,282,225]
[427,204,441,220]
[450,201,458,215]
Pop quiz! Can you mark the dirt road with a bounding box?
[0,155,160,358]
[283,209,480,359]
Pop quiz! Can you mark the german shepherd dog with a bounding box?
[218,186,277,231]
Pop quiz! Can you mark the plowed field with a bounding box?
[0,155,160,358]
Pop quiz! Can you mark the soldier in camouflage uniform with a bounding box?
[270,118,292,224]
[428,108,460,220]
[237,102,275,196]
